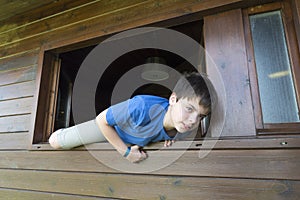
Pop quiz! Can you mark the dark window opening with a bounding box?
[95,48,198,114]
[54,45,96,130]
[33,19,207,144]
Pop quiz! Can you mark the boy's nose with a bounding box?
[188,113,198,124]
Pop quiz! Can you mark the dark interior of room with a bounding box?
[55,20,204,130]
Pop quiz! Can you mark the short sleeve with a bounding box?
[106,96,149,128]
[105,95,170,146]
[106,99,130,126]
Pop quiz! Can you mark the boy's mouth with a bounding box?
[182,123,191,131]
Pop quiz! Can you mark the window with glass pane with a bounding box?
[250,11,299,123]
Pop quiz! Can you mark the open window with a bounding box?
[245,2,300,134]
[33,19,208,145]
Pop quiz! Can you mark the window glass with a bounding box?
[250,11,299,123]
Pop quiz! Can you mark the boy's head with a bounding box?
[172,72,211,112]
[166,72,214,133]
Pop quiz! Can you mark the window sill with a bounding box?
[30,136,300,151]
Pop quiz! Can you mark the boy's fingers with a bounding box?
[126,145,148,163]
[164,140,167,147]
[132,153,146,163]
[164,140,170,147]
[164,140,174,147]
[141,150,148,159]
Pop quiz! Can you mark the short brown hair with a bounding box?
[173,72,214,112]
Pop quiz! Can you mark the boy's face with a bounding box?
[168,93,209,133]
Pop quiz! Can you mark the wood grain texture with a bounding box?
[0,1,298,199]
[291,0,300,49]
[0,97,33,117]
[0,0,275,57]
[0,188,108,200]
[0,65,36,86]
[0,0,54,22]
[1,149,299,180]
[0,49,38,70]
[0,132,29,149]
[0,0,145,46]
[0,0,94,32]
[0,80,35,101]
[0,168,299,200]
[282,0,300,120]
[31,137,300,150]
[0,115,31,133]
[204,9,256,137]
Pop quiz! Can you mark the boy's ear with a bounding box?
[169,92,177,105]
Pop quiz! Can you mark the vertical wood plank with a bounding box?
[32,52,58,143]
[291,0,300,49]
[243,8,264,129]
[283,0,300,113]
[204,9,256,137]
[45,57,60,140]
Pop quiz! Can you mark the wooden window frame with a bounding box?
[244,1,300,134]
[33,51,61,144]
[32,18,208,146]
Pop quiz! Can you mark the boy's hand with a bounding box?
[126,145,147,163]
[164,140,175,147]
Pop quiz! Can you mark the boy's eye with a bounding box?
[185,107,193,112]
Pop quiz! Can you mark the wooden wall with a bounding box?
[292,0,300,48]
[0,0,299,199]
[0,50,37,149]
[204,8,256,137]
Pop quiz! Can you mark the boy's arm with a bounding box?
[95,109,147,163]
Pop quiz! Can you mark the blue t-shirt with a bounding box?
[106,95,173,147]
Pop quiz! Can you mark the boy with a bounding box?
[49,72,212,163]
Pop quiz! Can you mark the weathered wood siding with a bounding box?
[0,50,38,149]
[0,0,299,199]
